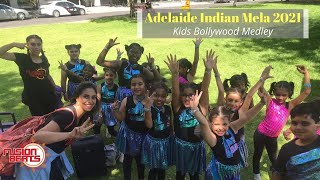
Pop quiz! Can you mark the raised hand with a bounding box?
[111,100,120,111]
[16,43,27,49]
[260,65,273,81]
[116,48,123,57]
[105,37,120,50]
[146,53,155,68]
[145,90,155,109]
[257,88,268,105]
[164,54,179,74]
[296,65,307,74]
[203,49,217,71]
[190,90,203,110]
[69,118,94,139]
[58,60,67,71]
[193,38,203,47]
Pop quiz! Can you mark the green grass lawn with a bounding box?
[0,1,320,179]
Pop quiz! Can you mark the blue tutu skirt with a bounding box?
[116,122,146,156]
[116,86,132,102]
[101,102,117,126]
[141,134,173,169]
[205,155,241,180]
[238,138,248,168]
[67,81,80,99]
[174,137,206,175]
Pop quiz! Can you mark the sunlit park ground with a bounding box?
[0,1,319,179]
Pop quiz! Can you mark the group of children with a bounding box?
[49,37,319,180]
[0,35,318,180]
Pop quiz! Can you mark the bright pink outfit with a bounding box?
[258,98,290,138]
[179,75,188,84]
[317,129,320,135]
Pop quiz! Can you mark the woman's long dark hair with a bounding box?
[70,82,100,116]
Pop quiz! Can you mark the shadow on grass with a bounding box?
[90,15,137,24]
[222,1,320,70]
[0,71,30,121]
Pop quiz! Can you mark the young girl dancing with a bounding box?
[61,44,90,101]
[213,61,255,167]
[178,38,202,84]
[0,35,58,116]
[252,65,311,180]
[165,50,214,180]
[113,74,150,180]
[190,88,267,180]
[141,82,173,180]
[97,68,119,138]
[96,37,154,101]
[188,64,272,179]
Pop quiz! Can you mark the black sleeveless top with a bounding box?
[211,128,240,165]
[174,106,202,143]
[117,60,143,88]
[148,105,171,139]
[125,96,149,133]
[65,59,87,82]
[101,82,118,103]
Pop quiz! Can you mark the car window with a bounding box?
[1,5,10,9]
[56,2,65,7]
[64,2,75,7]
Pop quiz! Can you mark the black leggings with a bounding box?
[107,125,117,137]
[176,171,199,180]
[252,129,278,174]
[148,168,165,180]
[123,154,145,180]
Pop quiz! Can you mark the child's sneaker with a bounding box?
[106,127,111,138]
[254,173,261,180]
[118,152,124,163]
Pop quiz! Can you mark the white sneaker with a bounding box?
[119,153,124,163]
[254,173,261,180]
[106,127,111,138]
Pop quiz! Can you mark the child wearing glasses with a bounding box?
[165,50,215,180]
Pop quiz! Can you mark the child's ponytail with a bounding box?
[240,73,250,90]
[288,81,295,98]
[223,79,231,92]
[269,82,277,95]
[40,49,49,64]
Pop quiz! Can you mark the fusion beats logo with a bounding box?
[3,143,46,168]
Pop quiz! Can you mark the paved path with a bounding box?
[85,0,280,14]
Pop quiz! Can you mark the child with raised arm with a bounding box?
[112,74,150,180]
[189,88,267,180]
[165,50,214,180]
[96,37,154,101]
[60,44,91,101]
[188,65,272,179]
[213,60,263,167]
[141,82,173,180]
[178,38,203,84]
[59,62,104,85]
[0,35,58,116]
[272,101,320,180]
[252,65,311,180]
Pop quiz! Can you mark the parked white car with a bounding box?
[40,1,86,17]
[0,4,31,20]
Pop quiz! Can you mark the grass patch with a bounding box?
[0,2,319,179]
